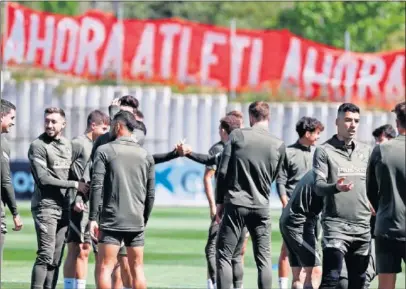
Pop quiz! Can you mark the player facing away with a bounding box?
[63,110,110,289]
[313,103,373,289]
[367,101,406,289]
[89,111,155,289]
[372,124,396,145]
[215,101,286,289]
[279,171,323,289]
[28,107,90,289]
[184,114,248,289]
[276,116,324,289]
[0,99,23,277]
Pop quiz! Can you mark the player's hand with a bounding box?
[335,177,354,192]
[77,182,90,195]
[178,144,192,156]
[369,202,376,216]
[74,201,85,213]
[215,204,224,224]
[281,196,288,208]
[12,214,23,231]
[89,221,99,242]
[209,204,217,219]
[111,97,121,106]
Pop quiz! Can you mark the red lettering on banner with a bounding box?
[2,2,405,108]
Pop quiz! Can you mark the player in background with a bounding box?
[63,110,110,289]
[367,102,406,289]
[279,171,323,289]
[183,114,247,289]
[276,117,324,289]
[89,111,155,289]
[372,124,396,144]
[29,108,89,289]
[313,103,372,289]
[0,99,23,277]
[215,102,286,289]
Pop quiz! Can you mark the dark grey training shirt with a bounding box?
[28,133,78,210]
[367,134,406,241]
[89,136,155,231]
[313,135,372,239]
[276,141,314,199]
[216,123,286,209]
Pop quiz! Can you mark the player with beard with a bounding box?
[0,99,23,276]
[89,111,155,289]
[367,102,406,289]
[63,110,110,289]
[313,103,373,289]
[29,108,89,289]
[276,117,324,289]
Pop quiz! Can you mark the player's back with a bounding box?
[95,136,154,232]
[225,124,285,209]
[374,134,406,240]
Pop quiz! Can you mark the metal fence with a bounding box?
[1,77,397,161]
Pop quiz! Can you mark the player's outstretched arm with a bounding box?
[153,149,179,164]
[144,155,156,226]
[186,152,217,166]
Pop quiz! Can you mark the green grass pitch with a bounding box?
[1,202,404,288]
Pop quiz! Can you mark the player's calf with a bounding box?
[279,242,290,289]
[119,255,133,289]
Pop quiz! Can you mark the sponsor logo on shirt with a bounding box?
[337,166,366,177]
[53,159,71,169]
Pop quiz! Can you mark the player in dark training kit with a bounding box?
[28,108,90,289]
[184,114,248,289]
[367,101,406,289]
[0,99,23,278]
[279,171,323,289]
[215,101,286,289]
[89,111,155,289]
[63,110,110,289]
[276,116,324,289]
[313,103,373,289]
[372,124,396,145]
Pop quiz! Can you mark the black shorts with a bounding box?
[375,237,406,274]
[92,237,128,256]
[99,229,144,248]
[67,207,91,244]
[280,222,322,268]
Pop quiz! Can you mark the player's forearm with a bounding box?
[204,179,216,207]
[30,163,77,189]
[276,183,288,198]
[1,160,18,216]
[144,178,156,225]
[153,149,178,164]
[314,179,340,196]
[186,152,216,166]
[89,187,102,221]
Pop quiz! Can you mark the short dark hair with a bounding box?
[1,99,16,117]
[248,101,269,121]
[220,115,241,135]
[87,110,110,128]
[135,120,147,136]
[296,117,325,138]
[337,103,360,116]
[112,110,137,132]
[392,101,406,129]
[372,124,396,139]
[226,110,243,127]
[135,110,144,120]
[44,107,66,118]
[119,95,139,111]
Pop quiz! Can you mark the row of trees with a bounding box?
[16,1,406,53]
